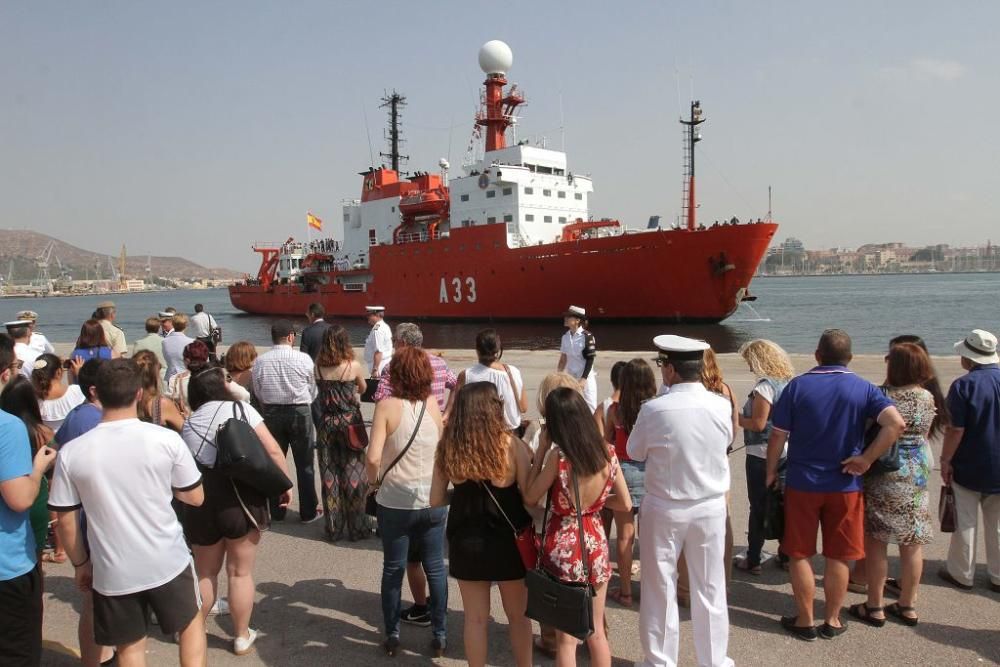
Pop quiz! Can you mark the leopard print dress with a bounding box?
[863,387,935,545]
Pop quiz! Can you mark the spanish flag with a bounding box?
[307,211,323,231]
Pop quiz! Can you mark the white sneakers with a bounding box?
[233,628,258,656]
[209,597,230,616]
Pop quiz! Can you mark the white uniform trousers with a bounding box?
[946,482,1000,586]
[581,372,597,413]
[637,494,733,667]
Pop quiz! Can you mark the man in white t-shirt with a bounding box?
[49,358,207,667]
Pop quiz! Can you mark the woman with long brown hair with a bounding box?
[850,342,945,628]
[432,381,534,667]
[133,349,184,431]
[366,346,445,657]
[603,358,657,607]
[70,319,115,362]
[314,325,369,541]
[524,388,632,666]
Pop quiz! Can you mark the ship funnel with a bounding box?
[479,40,513,76]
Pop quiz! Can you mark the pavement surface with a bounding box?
[38,350,999,666]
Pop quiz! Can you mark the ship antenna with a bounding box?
[362,100,376,169]
[767,185,773,222]
[380,90,409,173]
[679,100,705,230]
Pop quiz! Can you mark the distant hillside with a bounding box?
[0,230,242,282]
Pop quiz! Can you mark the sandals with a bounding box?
[886,602,919,626]
[608,587,634,608]
[848,602,885,627]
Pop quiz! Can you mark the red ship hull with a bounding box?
[229,222,777,322]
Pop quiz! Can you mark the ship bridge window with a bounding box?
[524,186,534,195]
[525,214,535,222]
[558,191,566,199]
[575,193,583,200]
[543,189,551,197]
[554,168,565,176]
[526,164,537,172]
[503,214,513,222]
[537,166,553,175]
[460,194,469,202]
[544,215,553,223]
[559,217,567,223]
[502,187,512,196]
[486,190,496,199]
[487,216,497,224]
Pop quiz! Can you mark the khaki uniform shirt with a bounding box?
[99,319,127,356]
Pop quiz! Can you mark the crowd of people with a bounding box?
[0,301,998,667]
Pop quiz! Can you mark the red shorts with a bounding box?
[783,488,864,561]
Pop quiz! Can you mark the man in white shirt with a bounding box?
[5,320,41,378]
[16,310,55,355]
[188,303,220,360]
[95,301,128,357]
[251,320,319,522]
[364,306,393,376]
[49,358,207,667]
[627,335,734,667]
[162,313,196,381]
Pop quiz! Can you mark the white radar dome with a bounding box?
[478,40,513,76]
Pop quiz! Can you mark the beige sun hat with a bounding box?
[954,329,999,365]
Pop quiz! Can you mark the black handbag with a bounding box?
[215,402,293,497]
[763,483,785,540]
[524,468,594,641]
[360,380,379,404]
[365,401,426,517]
[863,385,901,475]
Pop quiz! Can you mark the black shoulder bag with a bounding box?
[215,402,293,497]
[524,468,594,641]
[365,400,427,516]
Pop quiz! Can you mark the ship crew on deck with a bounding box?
[364,306,393,377]
[627,335,734,667]
[557,305,598,412]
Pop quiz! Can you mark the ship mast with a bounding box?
[379,91,408,173]
[679,101,705,231]
[476,41,524,153]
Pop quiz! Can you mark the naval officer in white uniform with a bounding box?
[364,305,393,376]
[557,305,598,412]
[627,335,734,667]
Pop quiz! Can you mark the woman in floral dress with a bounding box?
[314,325,371,541]
[851,342,947,627]
[525,387,632,667]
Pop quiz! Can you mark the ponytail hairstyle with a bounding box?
[30,353,62,399]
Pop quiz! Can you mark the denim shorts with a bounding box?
[620,460,646,512]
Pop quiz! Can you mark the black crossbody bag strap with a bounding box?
[571,469,591,588]
[377,400,427,484]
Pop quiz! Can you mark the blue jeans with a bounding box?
[377,505,448,640]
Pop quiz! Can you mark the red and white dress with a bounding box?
[540,450,619,585]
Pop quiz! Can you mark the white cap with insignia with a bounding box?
[653,334,710,359]
[365,306,386,313]
[3,320,33,329]
[158,311,175,319]
[564,305,586,318]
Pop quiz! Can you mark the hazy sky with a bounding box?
[2,2,997,272]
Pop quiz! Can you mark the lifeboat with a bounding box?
[399,189,449,218]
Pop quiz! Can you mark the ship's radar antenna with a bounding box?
[475,40,524,153]
[379,91,409,173]
[478,40,513,75]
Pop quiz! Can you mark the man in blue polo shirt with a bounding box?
[0,333,57,665]
[766,329,904,641]
[939,329,1000,593]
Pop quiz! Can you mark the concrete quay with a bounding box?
[38,350,999,665]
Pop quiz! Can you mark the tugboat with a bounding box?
[229,40,777,322]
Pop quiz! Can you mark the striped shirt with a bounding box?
[251,345,317,405]
[373,350,458,412]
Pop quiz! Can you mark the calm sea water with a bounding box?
[2,273,997,354]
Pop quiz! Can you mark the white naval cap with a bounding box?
[158,311,175,319]
[4,320,33,329]
[15,310,38,321]
[653,334,710,359]
[365,306,386,313]
[564,305,586,318]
